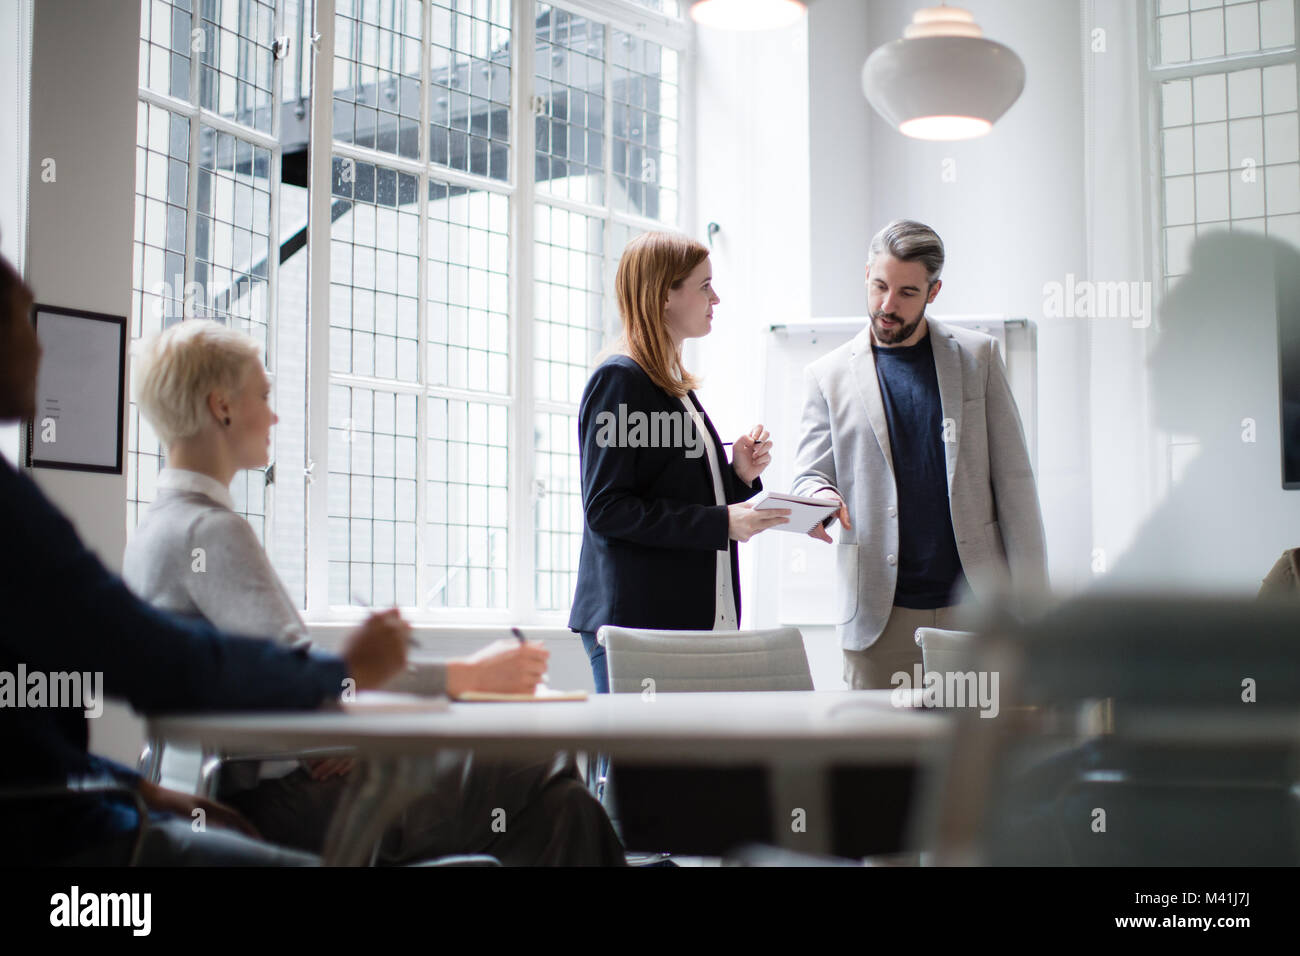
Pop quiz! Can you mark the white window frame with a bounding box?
[133,1,287,532]
[1142,0,1300,501]
[304,0,695,625]
[1145,0,1300,285]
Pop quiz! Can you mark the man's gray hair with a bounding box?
[867,219,945,283]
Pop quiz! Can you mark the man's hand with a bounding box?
[137,779,260,838]
[732,424,773,486]
[341,609,410,691]
[446,639,550,697]
[807,490,851,543]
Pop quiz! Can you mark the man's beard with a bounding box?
[871,308,925,345]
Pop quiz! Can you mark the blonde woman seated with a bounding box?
[123,320,623,866]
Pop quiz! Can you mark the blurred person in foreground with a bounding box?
[0,254,408,865]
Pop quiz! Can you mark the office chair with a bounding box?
[596,626,813,858]
[139,737,497,866]
[0,779,151,865]
[913,594,1300,865]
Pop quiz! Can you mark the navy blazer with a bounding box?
[0,457,347,864]
[568,355,760,633]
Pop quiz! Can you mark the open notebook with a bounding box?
[457,686,588,702]
[339,691,451,714]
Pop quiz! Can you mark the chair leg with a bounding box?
[137,736,163,784]
[197,750,223,800]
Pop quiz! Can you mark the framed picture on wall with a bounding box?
[25,304,126,474]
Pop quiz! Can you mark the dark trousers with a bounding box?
[224,752,625,866]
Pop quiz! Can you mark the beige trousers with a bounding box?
[842,604,964,690]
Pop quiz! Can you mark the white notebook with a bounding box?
[748,490,841,534]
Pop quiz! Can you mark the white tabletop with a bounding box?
[149,690,950,765]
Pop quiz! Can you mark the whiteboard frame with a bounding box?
[25,303,127,475]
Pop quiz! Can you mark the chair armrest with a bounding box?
[197,747,359,798]
[0,779,151,865]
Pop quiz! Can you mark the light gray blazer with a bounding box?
[791,319,1048,651]
[122,486,446,702]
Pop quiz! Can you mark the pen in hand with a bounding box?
[352,592,422,649]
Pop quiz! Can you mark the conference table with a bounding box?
[148,689,950,865]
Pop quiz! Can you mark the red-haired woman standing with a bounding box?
[568,232,788,692]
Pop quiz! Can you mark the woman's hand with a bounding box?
[728,501,790,542]
[447,639,550,697]
[732,425,773,486]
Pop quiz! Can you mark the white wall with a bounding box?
[28,0,142,764]
[699,0,1300,652]
[722,0,1095,686]
[686,14,819,667]
[0,0,32,467]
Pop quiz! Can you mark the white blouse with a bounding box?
[678,395,739,630]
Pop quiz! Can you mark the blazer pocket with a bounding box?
[983,520,1006,564]
[835,543,859,625]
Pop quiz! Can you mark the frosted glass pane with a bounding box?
[1229,116,1264,169]
[1165,224,1196,275]
[1196,171,1230,220]
[1228,68,1262,118]
[1195,121,1229,171]
[1265,112,1300,165]
[1165,126,1195,176]
[1268,213,1300,247]
[1260,0,1295,47]
[1263,63,1297,113]
[1224,1,1260,53]
[1231,168,1266,217]
[1159,15,1191,63]
[1266,163,1300,215]
[1163,79,1193,127]
[1190,8,1225,59]
[1166,175,1196,225]
[1194,73,1227,123]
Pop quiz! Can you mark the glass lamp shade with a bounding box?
[861,35,1026,141]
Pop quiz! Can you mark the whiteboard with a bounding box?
[761,316,1037,625]
[27,305,126,473]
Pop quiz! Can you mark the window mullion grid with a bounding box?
[265,0,286,544]
[417,0,431,615]
[603,6,615,237]
[183,26,203,319]
[512,0,538,621]
[678,24,696,238]
[305,0,338,619]
[548,0,687,47]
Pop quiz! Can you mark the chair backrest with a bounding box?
[912,627,978,678]
[913,594,1300,865]
[599,626,813,693]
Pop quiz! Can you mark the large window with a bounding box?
[132,0,690,623]
[1151,0,1299,285]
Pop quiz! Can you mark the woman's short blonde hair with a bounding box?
[132,320,262,446]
